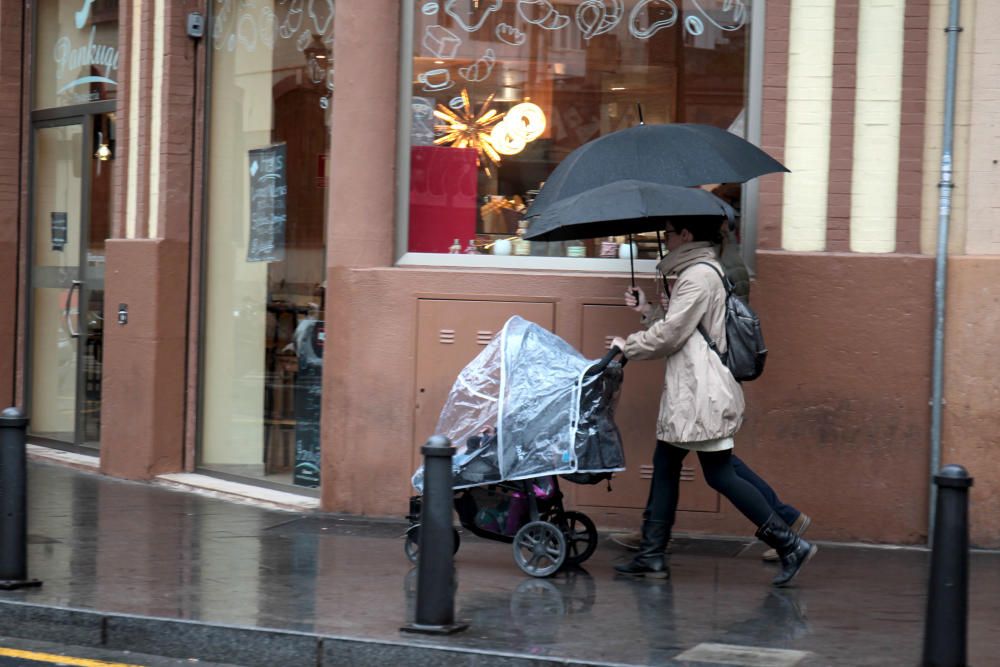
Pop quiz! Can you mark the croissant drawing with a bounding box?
[517,0,571,31]
[459,48,496,83]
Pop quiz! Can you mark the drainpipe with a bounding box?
[929,0,963,545]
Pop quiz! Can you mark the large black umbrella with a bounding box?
[523,179,734,290]
[525,123,787,219]
[523,180,734,242]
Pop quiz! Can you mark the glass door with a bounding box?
[28,112,111,448]
[81,112,113,445]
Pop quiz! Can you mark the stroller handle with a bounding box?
[586,346,626,376]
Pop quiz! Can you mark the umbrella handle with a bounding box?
[628,234,637,297]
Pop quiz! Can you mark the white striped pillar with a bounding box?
[849,0,906,253]
[781,0,837,251]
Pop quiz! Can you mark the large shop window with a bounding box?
[403,0,751,266]
[201,1,334,488]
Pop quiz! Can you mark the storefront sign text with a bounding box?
[53,25,120,96]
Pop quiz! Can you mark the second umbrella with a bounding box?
[523,180,734,242]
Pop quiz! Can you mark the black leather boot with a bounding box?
[614,520,670,578]
[755,512,817,587]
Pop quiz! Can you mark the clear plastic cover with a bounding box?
[412,316,625,492]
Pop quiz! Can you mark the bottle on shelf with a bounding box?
[512,221,531,256]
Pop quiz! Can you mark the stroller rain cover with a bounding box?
[412,316,625,492]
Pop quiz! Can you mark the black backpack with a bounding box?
[693,262,767,382]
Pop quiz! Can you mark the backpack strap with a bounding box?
[692,261,731,293]
[689,262,730,360]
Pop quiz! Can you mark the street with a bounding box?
[0,637,239,667]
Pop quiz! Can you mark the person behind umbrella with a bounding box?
[610,206,812,563]
[610,217,816,586]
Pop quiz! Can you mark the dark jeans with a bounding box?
[642,443,802,526]
[643,442,796,531]
[731,454,800,526]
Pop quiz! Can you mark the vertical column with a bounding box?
[147,0,166,239]
[124,0,153,239]
[781,0,836,252]
[101,0,203,479]
[849,0,906,253]
[323,0,402,511]
[0,3,24,409]
[327,0,401,269]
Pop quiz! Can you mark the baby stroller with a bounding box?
[407,316,626,577]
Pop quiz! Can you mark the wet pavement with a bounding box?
[2,461,999,666]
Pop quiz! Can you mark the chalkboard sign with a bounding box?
[247,143,287,263]
[51,212,68,251]
[293,319,324,488]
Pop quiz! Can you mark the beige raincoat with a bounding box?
[622,242,745,449]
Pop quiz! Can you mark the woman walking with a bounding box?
[610,218,816,587]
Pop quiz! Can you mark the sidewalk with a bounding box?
[2,460,998,667]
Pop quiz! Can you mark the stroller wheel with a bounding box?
[559,511,598,566]
[513,521,566,577]
[404,524,460,564]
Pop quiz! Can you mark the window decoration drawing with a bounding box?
[408,0,751,255]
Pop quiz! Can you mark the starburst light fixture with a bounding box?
[433,89,507,175]
[433,92,548,176]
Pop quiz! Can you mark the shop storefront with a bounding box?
[199,1,333,489]
[26,0,119,448]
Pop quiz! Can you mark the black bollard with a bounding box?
[922,464,972,667]
[0,407,42,590]
[401,435,467,635]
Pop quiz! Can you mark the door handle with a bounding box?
[65,280,82,338]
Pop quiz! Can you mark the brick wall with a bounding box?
[895,0,930,254]
[825,0,858,252]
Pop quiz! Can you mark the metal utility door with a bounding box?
[575,304,719,512]
[27,112,111,448]
[413,299,556,464]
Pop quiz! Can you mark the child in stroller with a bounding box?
[406,316,626,577]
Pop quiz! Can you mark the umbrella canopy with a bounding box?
[523,180,734,242]
[525,123,788,218]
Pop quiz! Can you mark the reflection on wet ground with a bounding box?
[11,462,1000,666]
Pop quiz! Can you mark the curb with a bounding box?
[26,445,100,474]
[153,473,320,513]
[26,448,320,514]
[0,600,640,667]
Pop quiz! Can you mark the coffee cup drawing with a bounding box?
[419,68,455,92]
